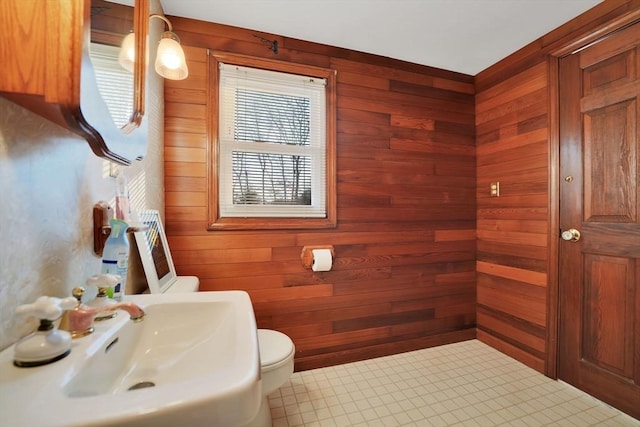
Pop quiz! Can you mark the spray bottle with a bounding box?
[115,170,131,222]
[101,218,129,301]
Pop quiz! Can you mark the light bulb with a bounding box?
[159,44,181,69]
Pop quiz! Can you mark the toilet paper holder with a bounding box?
[301,245,335,269]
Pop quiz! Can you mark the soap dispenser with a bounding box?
[13,296,77,367]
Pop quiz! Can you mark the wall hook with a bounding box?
[253,34,278,54]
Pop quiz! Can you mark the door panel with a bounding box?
[559,22,640,419]
[583,100,637,223]
[582,254,634,378]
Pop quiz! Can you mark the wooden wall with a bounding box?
[475,61,550,372]
[164,18,477,370]
[475,0,640,374]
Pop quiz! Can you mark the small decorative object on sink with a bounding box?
[13,296,77,367]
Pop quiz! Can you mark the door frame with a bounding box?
[546,10,640,379]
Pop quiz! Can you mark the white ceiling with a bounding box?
[160,0,603,75]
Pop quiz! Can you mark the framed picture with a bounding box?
[133,209,178,294]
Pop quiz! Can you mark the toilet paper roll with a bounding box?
[311,249,333,272]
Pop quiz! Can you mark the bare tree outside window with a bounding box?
[233,89,313,206]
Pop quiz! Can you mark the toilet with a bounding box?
[245,329,296,427]
[135,209,295,426]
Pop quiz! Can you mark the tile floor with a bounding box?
[268,340,640,426]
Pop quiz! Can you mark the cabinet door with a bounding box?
[0,0,149,165]
[0,1,82,114]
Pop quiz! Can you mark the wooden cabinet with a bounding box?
[0,0,149,165]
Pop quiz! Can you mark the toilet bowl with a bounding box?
[245,329,295,427]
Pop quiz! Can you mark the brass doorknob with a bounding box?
[561,228,581,242]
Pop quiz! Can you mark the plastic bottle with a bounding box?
[115,170,131,222]
[101,218,129,301]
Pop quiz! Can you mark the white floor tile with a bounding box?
[268,340,640,426]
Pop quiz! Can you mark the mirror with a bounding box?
[79,0,148,164]
[90,0,136,129]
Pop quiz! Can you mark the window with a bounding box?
[210,53,336,230]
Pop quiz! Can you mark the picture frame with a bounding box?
[133,209,178,294]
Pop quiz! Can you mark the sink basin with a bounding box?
[0,291,261,427]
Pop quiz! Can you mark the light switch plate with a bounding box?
[490,182,500,197]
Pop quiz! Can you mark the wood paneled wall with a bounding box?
[475,61,550,372]
[475,0,640,374]
[164,18,476,370]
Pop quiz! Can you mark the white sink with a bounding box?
[0,291,262,427]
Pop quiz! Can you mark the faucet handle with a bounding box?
[85,274,120,320]
[71,286,85,302]
[13,296,76,367]
[87,274,119,303]
[86,274,120,297]
[16,296,77,321]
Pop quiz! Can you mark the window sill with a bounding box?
[208,216,337,231]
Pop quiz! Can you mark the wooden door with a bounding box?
[558,22,640,419]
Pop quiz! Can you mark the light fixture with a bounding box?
[152,14,188,80]
[117,14,188,80]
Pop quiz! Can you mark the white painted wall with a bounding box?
[0,0,165,351]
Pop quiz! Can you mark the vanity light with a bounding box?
[155,28,188,80]
[118,14,188,80]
